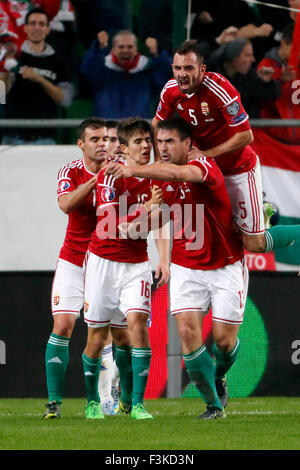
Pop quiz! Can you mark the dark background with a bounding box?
[0,271,299,398]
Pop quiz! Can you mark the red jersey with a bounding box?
[153,158,244,270]
[155,72,257,175]
[89,167,152,263]
[57,159,97,267]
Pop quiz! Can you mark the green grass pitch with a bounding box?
[1,397,300,451]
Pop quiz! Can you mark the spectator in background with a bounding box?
[207,37,281,118]
[257,23,300,144]
[80,29,172,119]
[0,7,75,145]
[190,0,280,63]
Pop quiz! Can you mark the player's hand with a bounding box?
[105,161,132,178]
[97,30,109,48]
[155,260,170,288]
[149,185,164,206]
[145,37,158,56]
[187,146,206,161]
[118,221,145,239]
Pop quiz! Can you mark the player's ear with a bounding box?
[120,144,128,155]
[77,138,84,150]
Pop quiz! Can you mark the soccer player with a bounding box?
[82,118,167,420]
[43,118,111,419]
[152,40,300,258]
[106,117,248,419]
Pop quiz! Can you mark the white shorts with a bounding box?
[224,157,265,235]
[170,260,249,325]
[51,258,84,318]
[84,252,152,328]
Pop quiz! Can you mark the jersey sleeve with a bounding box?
[209,74,251,131]
[96,170,124,209]
[154,79,178,121]
[188,158,223,188]
[57,165,77,198]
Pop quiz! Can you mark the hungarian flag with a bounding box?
[251,128,300,267]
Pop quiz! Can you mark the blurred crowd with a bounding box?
[0,0,299,145]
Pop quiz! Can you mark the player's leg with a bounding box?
[210,259,248,409]
[111,348,120,413]
[225,160,300,254]
[82,253,120,419]
[98,330,114,415]
[170,263,223,418]
[175,311,223,417]
[110,324,133,414]
[83,325,108,419]
[119,261,153,419]
[126,310,153,419]
[212,322,240,409]
[44,259,83,419]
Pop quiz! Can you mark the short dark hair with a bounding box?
[117,117,152,146]
[105,120,119,130]
[282,23,294,44]
[77,117,107,140]
[174,40,204,63]
[25,7,50,25]
[157,117,193,143]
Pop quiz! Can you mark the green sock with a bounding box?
[45,333,70,403]
[212,338,240,379]
[183,345,222,410]
[82,353,101,403]
[114,345,133,405]
[265,225,300,252]
[131,347,152,407]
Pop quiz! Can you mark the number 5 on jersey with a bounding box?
[189,109,198,126]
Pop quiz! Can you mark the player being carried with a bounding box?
[81,118,169,420]
[106,117,248,419]
[152,40,300,259]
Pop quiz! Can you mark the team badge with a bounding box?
[84,301,89,313]
[53,294,60,306]
[201,102,210,116]
[101,187,115,202]
[59,180,70,191]
[226,101,240,116]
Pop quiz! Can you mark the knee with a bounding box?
[177,323,198,349]
[214,336,236,354]
[129,321,149,348]
[53,315,76,338]
[242,233,266,253]
[112,329,130,348]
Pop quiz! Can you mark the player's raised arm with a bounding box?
[106,160,205,183]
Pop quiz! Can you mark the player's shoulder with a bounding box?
[188,157,222,182]
[58,158,84,179]
[201,71,238,103]
[160,78,181,101]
